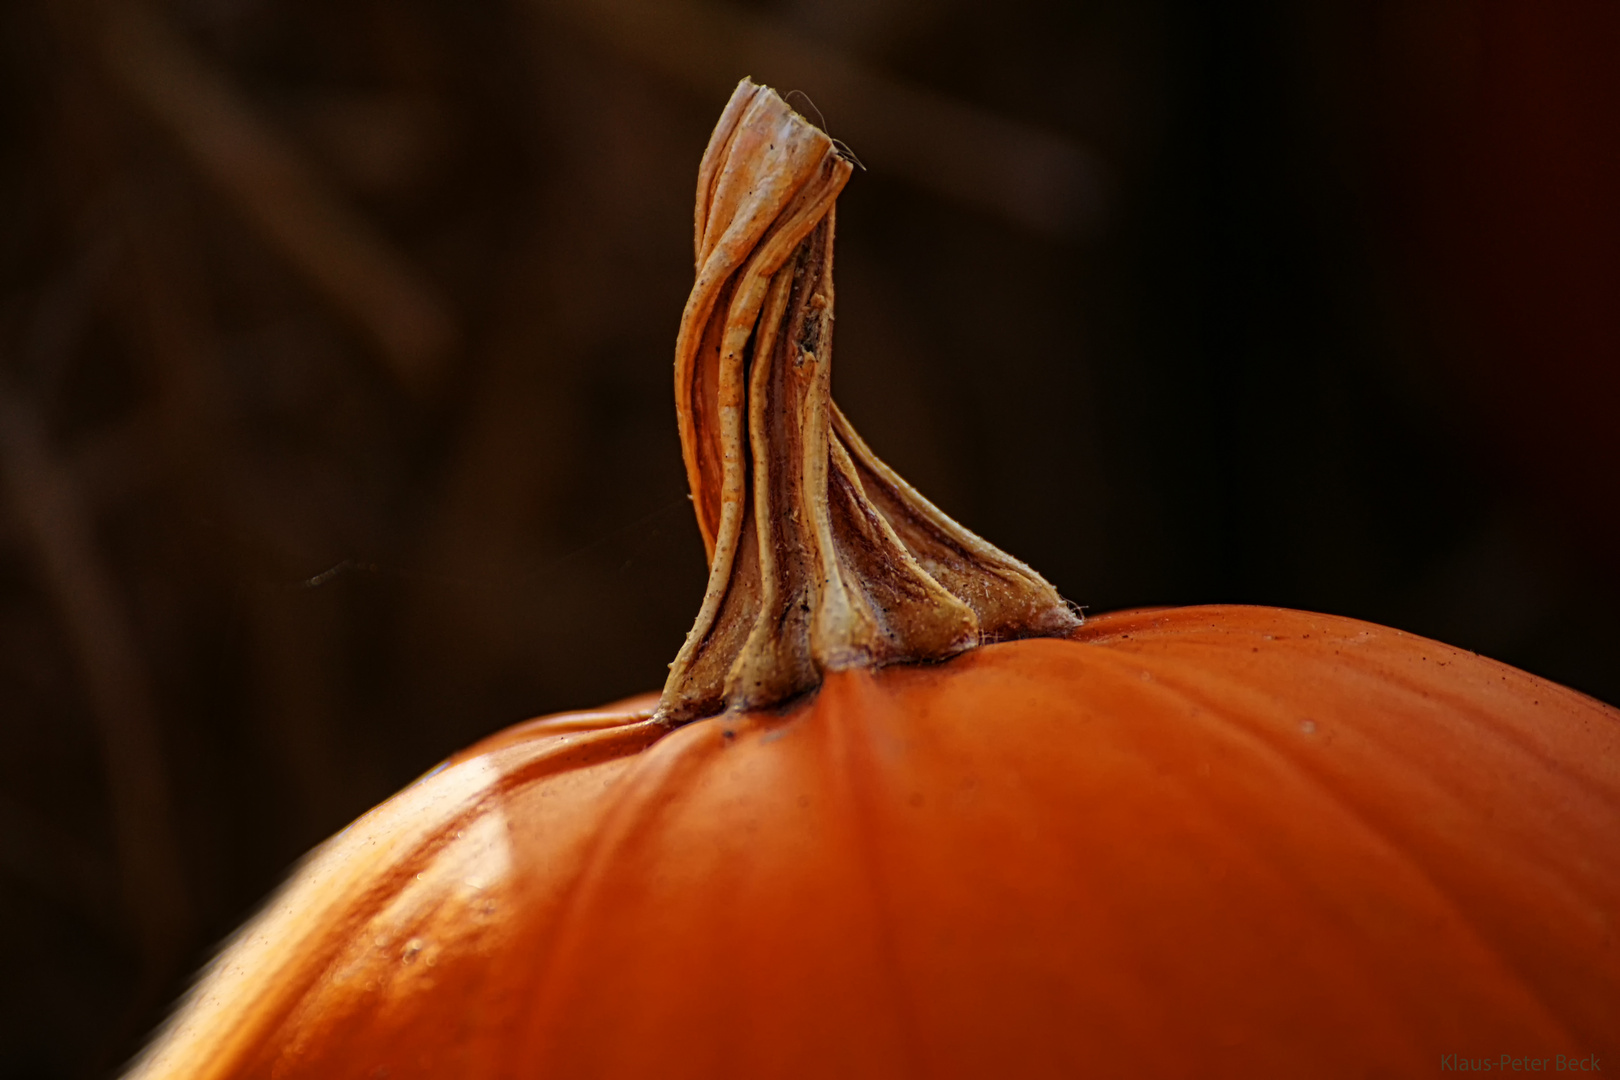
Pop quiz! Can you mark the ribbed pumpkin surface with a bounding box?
[132,605,1620,1079]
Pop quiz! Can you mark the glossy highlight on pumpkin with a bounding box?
[126,605,1620,1078]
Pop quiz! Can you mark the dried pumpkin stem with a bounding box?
[658,79,1079,725]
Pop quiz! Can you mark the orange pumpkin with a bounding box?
[125,81,1620,1079]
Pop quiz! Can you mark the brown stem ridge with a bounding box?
[658,79,1079,725]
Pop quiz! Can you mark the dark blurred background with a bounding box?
[1,0,1616,1074]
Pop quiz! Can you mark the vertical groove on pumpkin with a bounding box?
[518,718,728,1061]
[816,671,933,1074]
[658,78,1079,725]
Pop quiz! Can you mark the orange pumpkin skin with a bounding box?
[132,605,1620,1079]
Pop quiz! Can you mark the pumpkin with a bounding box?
[126,80,1620,1079]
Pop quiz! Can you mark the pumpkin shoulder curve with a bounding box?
[130,605,1620,1079]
